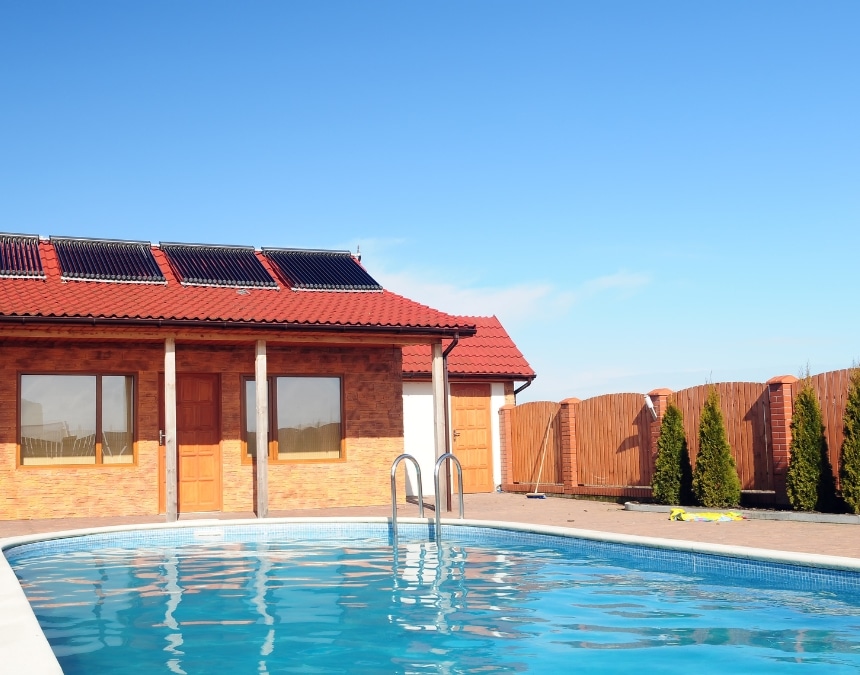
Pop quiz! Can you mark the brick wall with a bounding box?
[0,339,163,520]
[558,398,580,489]
[498,405,514,487]
[767,375,797,506]
[0,337,405,520]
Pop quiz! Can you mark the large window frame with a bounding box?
[19,372,136,468]
[242,374,344,463]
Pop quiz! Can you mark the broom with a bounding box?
[527,414,553,499]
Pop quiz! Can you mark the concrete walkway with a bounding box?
[2,493,859,560]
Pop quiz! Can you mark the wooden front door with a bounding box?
[451,383,494,493]
[176,373,222,512]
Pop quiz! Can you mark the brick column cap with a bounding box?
[767,375,798,385]
[560,397,581,405]
[648,388,673,397]
[499,404,516,411]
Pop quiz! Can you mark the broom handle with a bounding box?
[533,414,552,493]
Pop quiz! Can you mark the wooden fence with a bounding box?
[576,394,652,488]
[673,382,771,491]
[806,370,853,484]
[508,401,562,491]
[500,368,856,504]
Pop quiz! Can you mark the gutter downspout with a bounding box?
[441,333,460,512]
[514,377,535,398]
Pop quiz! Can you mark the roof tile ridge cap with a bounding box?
[451,313,497,324]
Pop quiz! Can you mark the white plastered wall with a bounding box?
[402,381,436,497]
[402,381,506,497]
[489,382,505,489]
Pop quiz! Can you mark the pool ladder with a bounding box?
[390,452,464,544]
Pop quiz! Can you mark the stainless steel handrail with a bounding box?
[433,453,464,544]
[390,454,424,542]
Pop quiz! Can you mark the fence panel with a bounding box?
[576,393,651,487]
[510,401,562,486]
[673,382,771,491]
[804,369,852,486]
[501,368,854,501]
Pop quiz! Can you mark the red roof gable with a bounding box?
[0,240,474,338]
[402,315,535,380]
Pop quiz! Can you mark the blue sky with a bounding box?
[2,2,858,402]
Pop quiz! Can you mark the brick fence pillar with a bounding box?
[559,398,581,493]
[647,389,673,468]
[499,404,515,488]
[767,375,798,506]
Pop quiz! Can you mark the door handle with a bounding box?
[159,430,166,445]
[453,430,461,438]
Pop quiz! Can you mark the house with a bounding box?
[0,233,476,520]
[401,316,535,497]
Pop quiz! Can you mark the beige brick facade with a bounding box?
[0,336,405,520]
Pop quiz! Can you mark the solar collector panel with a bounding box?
[262,249,382,291]
[51,237,165,283]
[0,233,44,278]
[56,240,96,278]
[160,243,278,288]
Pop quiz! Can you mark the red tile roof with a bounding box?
[0,240,474,337]
[402,315,535,380]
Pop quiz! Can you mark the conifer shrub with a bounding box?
[651,402,693,505]
[786,378,836,512]
[840,369,860,514]
[692,389,741,508]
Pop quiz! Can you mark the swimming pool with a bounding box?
[5,519,860,674]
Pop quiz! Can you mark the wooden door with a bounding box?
[451,383,494,493]
[176,373,221,512]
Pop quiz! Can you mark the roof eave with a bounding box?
[0,314,477,339]
[402,371,535,381]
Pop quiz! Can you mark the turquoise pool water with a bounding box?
[7,523,860,674]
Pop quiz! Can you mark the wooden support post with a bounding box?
[164,337,178,522]
[431,342,449,512]
[255,340,269,518]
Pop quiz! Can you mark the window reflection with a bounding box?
[277,378,341,460]
[20,375,134,466]
[103,376,134,465]
[245,379,258,458]
[244,377,342,461]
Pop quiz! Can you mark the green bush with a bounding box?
[651,402,693,505]
[786,379,836,512]
[692,389,741,508]
[840,369,860,514]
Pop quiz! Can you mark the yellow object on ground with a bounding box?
[669,508,744,522]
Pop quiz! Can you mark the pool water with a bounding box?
[8,525,860,674]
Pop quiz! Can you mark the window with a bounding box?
[244,376,342,461]
[20,374,134,466]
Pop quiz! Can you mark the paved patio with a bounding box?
[2,493,859,559]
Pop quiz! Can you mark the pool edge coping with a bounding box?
[3,516,860,673]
